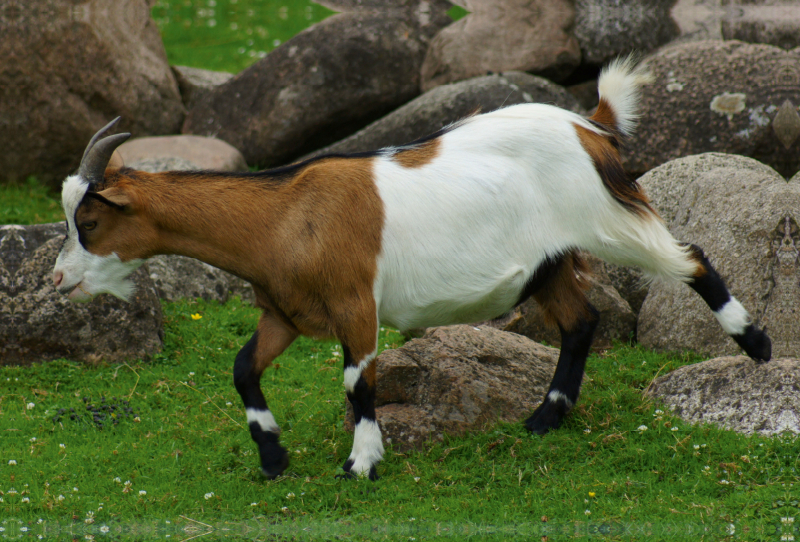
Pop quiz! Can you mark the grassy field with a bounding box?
[1,5,798,540]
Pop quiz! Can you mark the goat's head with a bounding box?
[53,118,150,302]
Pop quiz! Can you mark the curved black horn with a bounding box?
[78,117,131,186]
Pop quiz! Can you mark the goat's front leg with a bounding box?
[233,311,298,478]
[337,312,382,480]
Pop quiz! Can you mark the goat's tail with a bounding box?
[590,55,653,138]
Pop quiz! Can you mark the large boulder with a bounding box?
[0,0,184,187]
[146,256,255,305]
[625,41,800,178]
[117,135,248,173]
[345,325,560,450]
[574,0,680,66]
[646,356,800,435]
[307,71,583,158]
[420,0,581,91]
[171,66,234,109]
[183,7,450,167]
[637,153,800,358]
[0,224,163,365]
[671,1,800,50]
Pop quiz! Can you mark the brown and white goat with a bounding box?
[53,58,771,480]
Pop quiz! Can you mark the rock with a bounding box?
[574,0,680,66]
[646,356,800,435]
[117,135,248,173]
[625,41,800,178]
[487,255,635,351]
[146,255,255,305]
[637,153,800,358]
[307,72,583,158]
[671,0,800,50]
[183,9,449,167]
[0,0,184,187]
[420,0,581,91]
[345,325,560,450]
[171,66,234,109]
[0,224,162,365]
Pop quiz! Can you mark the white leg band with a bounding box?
[246,408,280,434]
[348,419,384,476]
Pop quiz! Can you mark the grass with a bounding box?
[2,8,798,540]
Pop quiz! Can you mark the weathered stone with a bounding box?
[0,0,184,187]
[625,41,800,178]
[171,66,234,109]
[146,255,255,305]
[307,72,582,158]
[345,325,560,450]
[637,153,800,358]
[183,9,449,167]
[488,255,635,350]
[646,356,800,435]
[420,0,581,91]
[575,0,680,66]
[0,224,162,365]
[118,135,248,173]
[671,0,800,50]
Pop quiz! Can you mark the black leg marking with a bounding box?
[526,305,600,435]
[686,245,771,362]
[233,331,289,478]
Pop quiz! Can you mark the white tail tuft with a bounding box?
[596,55,654,137]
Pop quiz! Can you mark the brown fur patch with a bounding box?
[574,124,655,217]
[591,97,617,132]
[687,245,709,279]
[87,158,385,349]
[253,311,299,374]
[392,138,440,169]
[533,252,594,332]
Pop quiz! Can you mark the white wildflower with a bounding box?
[204,492,215,500]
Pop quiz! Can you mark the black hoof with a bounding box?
[734,325,771,363]
[260,446,289,479]
[525,401,566,435]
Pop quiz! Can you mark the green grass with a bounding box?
[1,297,797,540]
[0,178,64,226]
[151,0,334,73]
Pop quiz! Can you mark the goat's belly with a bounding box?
[375,263,530,332]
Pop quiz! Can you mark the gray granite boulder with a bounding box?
[183,8,450,167]
[420,0,581,90]
[0,224,162,365]
[625,41,800,178]
[646,356,800,435]
[171,66,234,109]
[0,0,184,187]
[345,325,560,450]
[117,135,248,173]
[637,153,800,358]
[308,72,582,158]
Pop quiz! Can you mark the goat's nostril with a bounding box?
[54,271,63,287]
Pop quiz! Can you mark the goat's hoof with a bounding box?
[259,448,289,479]
[336,460,379,481]
[525,403,564,435]
[735,325,772,363]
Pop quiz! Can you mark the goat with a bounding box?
[53,57,771,481]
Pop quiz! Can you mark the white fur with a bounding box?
[343,351,377,393]
[596,55,654,137]
[53,175,143,302]
[373,105,695,332]
[246,408,280,434]
[714,298,751,336]
[347,419,384,476]
[547,390,574,408]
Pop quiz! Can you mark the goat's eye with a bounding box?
[82,221,97,231]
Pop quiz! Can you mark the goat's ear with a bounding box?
[87,187,134,211]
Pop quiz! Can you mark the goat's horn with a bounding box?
[78,117,131,186]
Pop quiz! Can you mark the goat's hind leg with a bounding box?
[524,252,599,434]
[685,244,771,362]
[233,312,298,478]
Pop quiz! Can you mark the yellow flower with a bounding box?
[588,492,596,498]
[191,313,202,320]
